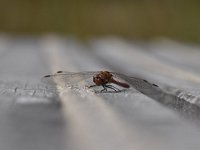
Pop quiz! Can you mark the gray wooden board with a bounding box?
[0,35,200,150]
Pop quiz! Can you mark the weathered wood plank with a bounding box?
[0,36,200,150]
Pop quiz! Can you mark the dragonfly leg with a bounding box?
[104,84,120,92]
[101,85,107,92]
[88,84,98,88]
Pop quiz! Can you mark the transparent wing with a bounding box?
[112,72,159,90]
[42,71,99,86]
[111,72,139,80]
[42,71,160,93]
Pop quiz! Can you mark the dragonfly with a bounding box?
[42,71,159,93]
[42,71,131,93]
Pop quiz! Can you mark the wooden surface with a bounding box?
[0,35,200,150]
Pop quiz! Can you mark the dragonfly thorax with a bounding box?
[93,71,113,86]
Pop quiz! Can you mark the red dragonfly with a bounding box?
[42,71,130,92]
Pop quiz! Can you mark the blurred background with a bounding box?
[0,0,200,42]
[2,1,200,150]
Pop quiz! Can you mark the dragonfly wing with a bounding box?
[112,72,159,90]
[112,72,140,80]
[42,71,98,86]
[55,71,99,75]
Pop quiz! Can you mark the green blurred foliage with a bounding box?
[0,0,200,42]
